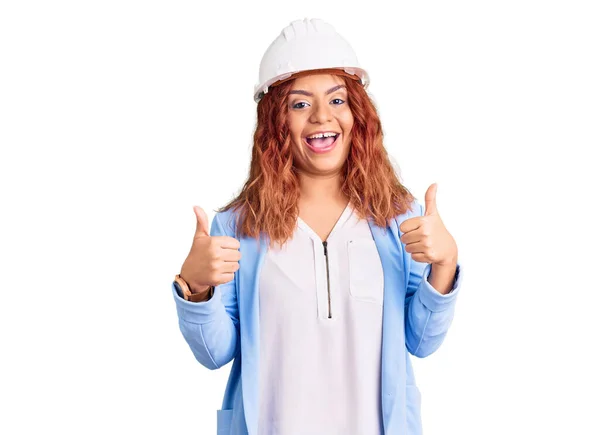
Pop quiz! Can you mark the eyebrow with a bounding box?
[289,84,347,97]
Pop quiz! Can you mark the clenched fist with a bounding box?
[180,206,241,294]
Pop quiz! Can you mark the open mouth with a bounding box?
[304,133,340,151]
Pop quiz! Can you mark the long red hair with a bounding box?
[216,70,416,249]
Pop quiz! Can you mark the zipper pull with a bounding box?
[323,240,328,255]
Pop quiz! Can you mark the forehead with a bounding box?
[290,73,346,91]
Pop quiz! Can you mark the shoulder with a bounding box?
[394,198,424,226]
[214,207,239,236]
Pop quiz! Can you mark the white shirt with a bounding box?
[258,202,385,435]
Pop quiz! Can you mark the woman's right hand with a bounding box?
[180,206,241,294]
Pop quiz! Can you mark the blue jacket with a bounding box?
[171,198,463,434]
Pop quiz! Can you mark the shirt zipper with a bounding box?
[323,240,332,319]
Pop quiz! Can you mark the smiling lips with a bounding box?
[304,133,340,153]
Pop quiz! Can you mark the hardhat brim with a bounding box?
[254,66,369,103]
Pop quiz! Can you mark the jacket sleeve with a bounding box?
[171,212,240,370]
[403,201,464,358]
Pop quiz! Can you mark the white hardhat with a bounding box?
[253,18,370,103]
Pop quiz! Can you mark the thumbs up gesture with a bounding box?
[180,206,241,293]
[399,183,458,267]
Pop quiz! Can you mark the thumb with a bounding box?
[193,206,210,237]
[424,183,438,216]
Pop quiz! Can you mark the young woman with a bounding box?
[172,18,463,435]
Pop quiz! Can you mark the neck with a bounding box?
[296,170,347,205]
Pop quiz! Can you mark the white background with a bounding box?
[1,0,599,434]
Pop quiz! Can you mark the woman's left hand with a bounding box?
[399,183,458,267]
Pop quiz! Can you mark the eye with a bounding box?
[331,98,345,105]
[292,102,309,109]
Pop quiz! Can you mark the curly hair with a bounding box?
[216,70,416,249]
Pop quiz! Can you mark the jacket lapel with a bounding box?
[368,217,406,432]
[238,232,267,435]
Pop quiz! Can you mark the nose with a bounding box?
[309,101,333,124]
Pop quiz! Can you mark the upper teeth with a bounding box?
[307,132,337,139]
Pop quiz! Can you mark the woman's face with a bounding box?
[286,73,354,178]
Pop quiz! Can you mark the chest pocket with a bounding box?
[347,238,384,305]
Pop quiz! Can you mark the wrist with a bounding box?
[174,274,215,302]
[433,254,458,270]
[190,283,212,294]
